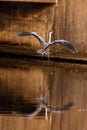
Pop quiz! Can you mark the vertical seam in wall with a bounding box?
[64,0,69,39]
[55,0,58,6]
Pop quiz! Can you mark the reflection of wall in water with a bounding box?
[0,62,51,130]
[50,66,87,130]
[1,60,87,130]
[0,66,49,101]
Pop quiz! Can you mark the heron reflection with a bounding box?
[12,97,74,118]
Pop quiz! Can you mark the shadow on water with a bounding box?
[0,56,87,130]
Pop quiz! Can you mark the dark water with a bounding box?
[0,57,87,130]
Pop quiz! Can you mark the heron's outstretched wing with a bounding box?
[44,40,78,54]
[16,32,46,46]
[48,102,74,113]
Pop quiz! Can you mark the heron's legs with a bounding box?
[45,107,48,120]
[37,48,50,60]
[45,48,50,60]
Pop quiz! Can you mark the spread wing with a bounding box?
[16,32,46,46]
[44,40,78,54]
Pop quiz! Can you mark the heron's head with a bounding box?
[49,30,53,35]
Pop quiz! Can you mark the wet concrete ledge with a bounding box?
[0,0,56,3]
[0,42,87,64]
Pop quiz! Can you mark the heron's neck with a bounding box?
[48,32,53,43]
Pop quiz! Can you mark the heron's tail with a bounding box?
[37,49,45,55]
[37,48,50,55]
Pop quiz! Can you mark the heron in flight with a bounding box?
[16,31,78,57]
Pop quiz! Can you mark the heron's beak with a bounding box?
[50,30,53,34]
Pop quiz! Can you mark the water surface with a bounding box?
[0,57,87,130]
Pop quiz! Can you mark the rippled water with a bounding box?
[0,57,87,130]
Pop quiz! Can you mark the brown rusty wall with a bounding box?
[0,0,87,60]
[0,2,55,47]
[0,0,55,2]
[54,0,87,54]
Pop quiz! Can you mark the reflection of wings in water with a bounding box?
[48,102,74,113]
[12,97,74,118]
[35,97,74,113]
[12,97,47,118]
[12,105,42,118]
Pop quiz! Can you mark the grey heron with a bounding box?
[16,31,53,56]
[16,31,78,57]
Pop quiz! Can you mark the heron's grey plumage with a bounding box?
[42,40,78,54]
[16,31,78,57]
